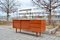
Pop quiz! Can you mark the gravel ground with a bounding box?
[0,25,60,40]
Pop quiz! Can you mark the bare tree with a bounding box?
[0,0,20,21]
[32,0,60,25]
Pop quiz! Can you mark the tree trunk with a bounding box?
[6,10,9,24]
[48,8,52,25]
[7,13,9,21]
[7,0,9,23]
[48,12,51,25]
[48,0,52,25]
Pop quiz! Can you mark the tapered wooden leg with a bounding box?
[20,29,21,33]
[16,28,17,33]
[39,32,41,36]
[36,32,39,37]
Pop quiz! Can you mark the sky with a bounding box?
[0,0,60,17]
[19,0,34,8]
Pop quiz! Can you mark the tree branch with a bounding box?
[0,6,6,12]
[32,0,40,6]
[0,0,7,9]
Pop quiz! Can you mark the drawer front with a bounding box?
[21,23,30,31]
[21,23,30,29]
[30,24,41,28]
[21,20,30,29]
[30,20,41,24]
[30,27,41,32]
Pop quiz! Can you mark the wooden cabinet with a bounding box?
[13,20,46,36]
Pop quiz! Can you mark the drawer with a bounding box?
[21,24,30,31]
[21,22,30,26]
[21,22,30,28]
[30,27,41,32]
[21,24,30,29]
[30,24,40,28]
[30,20,41,24]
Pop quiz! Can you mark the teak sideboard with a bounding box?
[13,20,46,36]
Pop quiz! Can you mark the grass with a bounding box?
[0,21,7,25]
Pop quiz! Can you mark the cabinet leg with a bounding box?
[16,28,17,33]
[20,29,21,33]
[36,32,39,37]
[39,32,41,36]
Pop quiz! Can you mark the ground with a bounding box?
[0,25,60,40]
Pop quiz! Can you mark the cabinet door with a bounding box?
[30,23,41,32]
[21,20,30,30]
[13,20,20,29]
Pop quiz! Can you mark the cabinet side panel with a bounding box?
[13,20,20,29]
[40,20,46,32]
